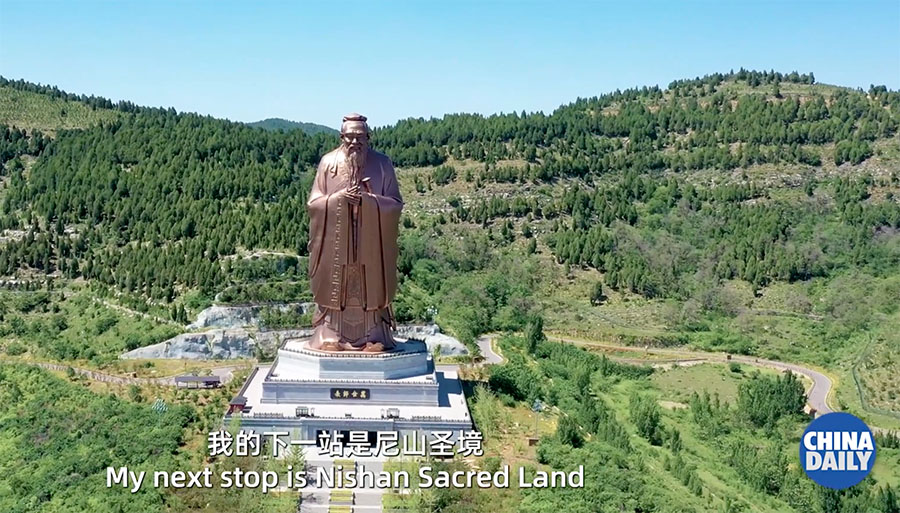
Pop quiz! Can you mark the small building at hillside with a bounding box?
[175,375,222,389]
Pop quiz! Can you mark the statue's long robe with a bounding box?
[306,148,403,312]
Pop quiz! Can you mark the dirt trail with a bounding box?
[1,359,242,386]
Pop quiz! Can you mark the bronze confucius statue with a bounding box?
[306,114,403,352]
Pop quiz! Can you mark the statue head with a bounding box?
[340,113,370,156]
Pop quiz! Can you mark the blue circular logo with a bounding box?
[800,412,876,489]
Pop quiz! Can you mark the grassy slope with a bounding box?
[0,85,120,133]
[0,361,295,513]
[0,285,181,365]
[651,363,783,405]
[0,363,190,513]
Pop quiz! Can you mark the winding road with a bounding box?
[551,336,900,435]
[476,334,504,365]
[550,335,835,415]
[459,332,835,416]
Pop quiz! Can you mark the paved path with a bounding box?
[732,354,833,415]
[92,297,183,327]
[297,451,390,513]
[476,334,503,364]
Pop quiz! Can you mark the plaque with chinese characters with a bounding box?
[330,388,370,400]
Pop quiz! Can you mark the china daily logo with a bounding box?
[800,412,877,490]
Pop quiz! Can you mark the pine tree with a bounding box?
[590,281,604,305]
[525,315,545,354]
[556,414,583,447]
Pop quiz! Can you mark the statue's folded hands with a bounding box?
[340,185,361,206]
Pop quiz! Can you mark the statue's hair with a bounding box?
[342,113,367,123]
[341,113,369,134]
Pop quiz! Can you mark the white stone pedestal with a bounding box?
[226,338,473,439]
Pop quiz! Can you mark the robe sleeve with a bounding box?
[307,155,350,308]
[306,159,331,279]
[378,157,403,206]
[359,156,404,309]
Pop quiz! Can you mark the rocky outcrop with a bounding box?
[188,307,258,330]
[187,302,315,330]
[121,329,256,360]
[395,324,469,356]
[254,328,314,357]
[121,323,467,360]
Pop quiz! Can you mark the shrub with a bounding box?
[4,342,26,356]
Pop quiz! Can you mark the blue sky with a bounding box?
[1,1,898,128]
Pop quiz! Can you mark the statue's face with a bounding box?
[341,124,369,155]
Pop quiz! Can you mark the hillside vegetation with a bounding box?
[0,85,119,133]
[0,69,899,512]
[0,364,194,513]
[246,117,338,135]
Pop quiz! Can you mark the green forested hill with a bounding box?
[0,77,129,133]
[246,117,338,135]
[1,70,897,316]
[1,69,898,351]
[373,70,897,170]
[0,85,120,133]
[2,110,334,293]
[1,70,899,512]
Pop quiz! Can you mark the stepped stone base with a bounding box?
[225,338,472,440]
[273,338,431,381]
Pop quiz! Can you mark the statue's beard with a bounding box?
[344,145,367,179]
